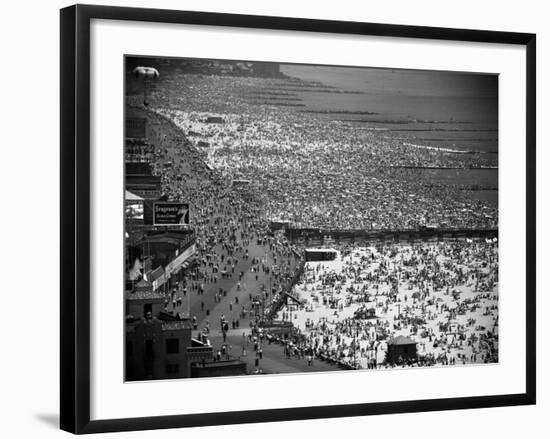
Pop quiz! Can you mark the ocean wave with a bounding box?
[403,142,477,154]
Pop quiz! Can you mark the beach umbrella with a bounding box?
[132,66,159,106]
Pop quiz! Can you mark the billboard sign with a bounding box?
[153,202,189,225]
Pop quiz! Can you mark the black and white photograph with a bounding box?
[124,56,499,381]
[0,0,544,436]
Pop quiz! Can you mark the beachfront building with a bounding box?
[137,230,196,292]
[125,280,193,380]
[125,190,145,226]
[125,163,162,225]
[125,315,194,380]
[386,336,418,364]
[125,280,249,381]
[305,248,338,262]
[125,280,216,380]
[126,116,147,139]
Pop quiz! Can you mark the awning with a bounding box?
[125,190,144,201]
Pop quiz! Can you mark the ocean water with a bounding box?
[281,63,498,205]
[126,57,498,205]
[281,64,498,151]
[281,64,498,205]
[281,64,498,122]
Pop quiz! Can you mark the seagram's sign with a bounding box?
[153,202,189,225]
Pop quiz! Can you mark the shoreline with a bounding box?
[387,165,498,170]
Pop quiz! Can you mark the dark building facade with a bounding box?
[386,335,418,364]
[126,317,193,380]
[125,281,212,381]
[305,248,338,262]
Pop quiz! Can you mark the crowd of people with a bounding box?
[137,67,498,231]
[153,107,497,231]
[125,62,499,373]
[141,110,303,332]
[274,240,499,369]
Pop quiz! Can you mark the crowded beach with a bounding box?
[125,59,499,372]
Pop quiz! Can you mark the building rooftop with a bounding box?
[388,335,417,346]
[135,279,152,289]
[125,190,144,201]
[141,230,194,242]
[125,289,165,300]
[161,321,190,331]
[139,232,196,252]
[150,266,164,282]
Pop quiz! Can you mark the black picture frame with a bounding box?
[60,4,536,434]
